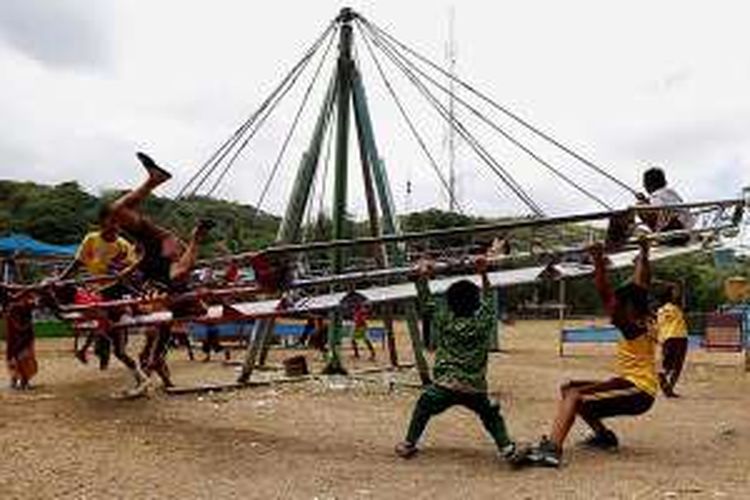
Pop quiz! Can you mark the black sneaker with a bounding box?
[136,151,172,183]
[528,436,562,468]
[580,429,619,450]
[395,441,418,459]
[499,442,517,461]
[499,441,537,467]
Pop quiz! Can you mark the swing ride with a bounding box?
[8,8,750,392]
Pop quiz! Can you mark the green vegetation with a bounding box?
[0,180,280,254]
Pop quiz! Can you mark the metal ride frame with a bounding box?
[39,7,750,394]
[235,8,430,383]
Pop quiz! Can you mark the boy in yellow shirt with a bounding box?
[656,283,688,398]
[515,239,658,468]
[61,209,146,388]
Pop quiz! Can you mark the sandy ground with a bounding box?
[1,320,749,500]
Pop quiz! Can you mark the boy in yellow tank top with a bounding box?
[515,239,658,468]
[656,283,689,397]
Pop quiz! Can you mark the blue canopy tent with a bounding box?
[0,233,77,257]
[1,234,76,284]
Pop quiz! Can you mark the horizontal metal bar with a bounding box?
[203,198,744,264]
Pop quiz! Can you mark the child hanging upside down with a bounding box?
[395,256,518,462]
[99,152,214,390]
[514,239,658,468]
[101,152,214,293]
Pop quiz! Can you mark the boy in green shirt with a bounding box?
[395,256,516,461]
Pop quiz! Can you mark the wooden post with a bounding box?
[489,287,501,352]
[405,301,432,385]
[384,304,399,368]
[238,320,273,384]
[558,278,566,357]
[258,319,276,367]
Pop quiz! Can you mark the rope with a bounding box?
[360,19,613,210]
[358,20,544,216]
[254,28,338,215]
[354,22,464,214]
[303,98,337,244]
[204,27,336,198]
[360,15,638,197]
[359,19,542,215]
[167,20,337,213]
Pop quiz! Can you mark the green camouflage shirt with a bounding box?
[416,278,495,393]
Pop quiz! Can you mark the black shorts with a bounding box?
[99,282,133,301]
[566,378,654,420]
[125,216,173,287]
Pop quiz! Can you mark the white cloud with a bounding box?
[1,0,749,219]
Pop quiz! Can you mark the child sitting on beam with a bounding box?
[637,167,695,245]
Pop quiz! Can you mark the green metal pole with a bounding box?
[351,57,431,384]
[352,66,403,367]
[278,73,338,244]
[238,71,337,384]
[324,8,356,374]
[351,68,400,256]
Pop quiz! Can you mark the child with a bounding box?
[100,152,214,293]
[656,283,688,398]
[637,167,694,244]
[3,290,38,390]
[351,302,376,361]
[516,239,658,468]
[101,152,213,390]
[395,256,517,461]
[60,207,139,371]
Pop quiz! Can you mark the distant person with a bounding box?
[656,283,689,398]
[395,256,518,462]
[637,167,694,244]
[351,302,376,361]
[515,239,658,468]
[3,289,38,390]
[201,323,229,362]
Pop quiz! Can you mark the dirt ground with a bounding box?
[1,320,749,500]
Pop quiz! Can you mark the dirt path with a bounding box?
[1,321,748,499]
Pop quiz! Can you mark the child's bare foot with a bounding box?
[136,151,172,185]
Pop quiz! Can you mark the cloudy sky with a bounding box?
[1,0,749,219]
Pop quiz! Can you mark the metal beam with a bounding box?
[249,198,747,259]
[239,66,337,383]
[351,56,430,383]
